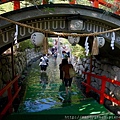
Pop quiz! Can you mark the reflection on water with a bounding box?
[23,98,61,112]
[18,55,81,113]
[40,72,48,92]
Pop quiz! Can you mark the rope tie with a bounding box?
[0,15,120,37]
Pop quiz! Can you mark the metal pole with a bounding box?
[11,42,14,79]
[90,55,92,73]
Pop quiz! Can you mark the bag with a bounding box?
[69,67,76,78]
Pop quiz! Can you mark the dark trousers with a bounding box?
[40,65,47,71]
[64,78,72,87]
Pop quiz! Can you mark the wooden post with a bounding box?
[86,72,91,93]
[11,42,14,79]
[90,55,92,73]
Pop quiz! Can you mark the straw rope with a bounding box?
[0,15,120,37]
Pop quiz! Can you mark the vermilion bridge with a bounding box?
[0,0,120,120]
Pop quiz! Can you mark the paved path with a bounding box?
[4,54,114,120]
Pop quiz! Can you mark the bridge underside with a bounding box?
[0,4,120,66]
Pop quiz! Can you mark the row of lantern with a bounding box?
[30,32,106,56]
[30,32,105,46]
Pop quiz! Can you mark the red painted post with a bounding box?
[14,0,20,10]
[42,0,48,4]
[92,0,99,8]
[100,76,106,104]
[86,72,91,93]
[69,0,76,4]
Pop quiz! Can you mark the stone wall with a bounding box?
[0,48,41,97]
[71,55,120,110]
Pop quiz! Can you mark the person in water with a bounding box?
[61,59,74,94]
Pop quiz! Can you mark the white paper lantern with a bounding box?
[68,33,80,46]
[97,37,105,48]
[30,32,45,46]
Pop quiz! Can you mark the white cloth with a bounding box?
[39,56,48,66]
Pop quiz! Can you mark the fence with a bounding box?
[0,75,21,119]
[82,71,120,105]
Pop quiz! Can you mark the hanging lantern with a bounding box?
[97,37,105,48]
[30,32,45,46]
[68,33,80,46]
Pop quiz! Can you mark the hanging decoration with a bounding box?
[91,36,99,55]
[85,36,89,56]
[30,32,45,46]
[1,15,120,38]
[43,33,48,54]
[111,32,115,50]
[0,15,120,53]
[97,37,105,48]
[14,24,19,48]
[68,33,80,46]
[57,36,61,53]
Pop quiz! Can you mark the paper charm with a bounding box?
[111,32,115,50]
[85,36,89,56]
[14,24,19,48]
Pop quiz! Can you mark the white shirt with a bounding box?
[39,56,48,66]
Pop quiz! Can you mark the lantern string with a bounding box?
[0,15,120,37]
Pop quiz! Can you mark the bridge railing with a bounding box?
[0,75,21,119]
[82,71,120,105]
[0,0,117,14]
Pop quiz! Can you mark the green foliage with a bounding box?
[0,2,13,14]
[58,38,85,58]
[18,39,34,52]
[71,44,85,58]
[48,38,54,48]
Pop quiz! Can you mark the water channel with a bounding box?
[5,54,114,120]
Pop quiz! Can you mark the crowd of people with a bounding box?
[39,44,74,95]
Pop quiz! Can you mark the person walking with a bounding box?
[39,54,49,72]
[61,59,74,95]
[59,59,66,83]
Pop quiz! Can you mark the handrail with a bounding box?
[0,0,119,15]
[0,76,19,96]
[0,75,21,119]
[82,71,120,105]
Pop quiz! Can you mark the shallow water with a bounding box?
[18,55,81,113]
